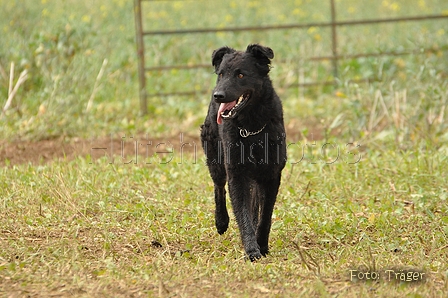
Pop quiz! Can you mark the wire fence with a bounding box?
[134,0,448,114]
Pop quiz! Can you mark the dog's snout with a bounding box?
[213,91,226,101]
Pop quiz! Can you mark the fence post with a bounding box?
[330,0,338,81]
[134,0,147,115]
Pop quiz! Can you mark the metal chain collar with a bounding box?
[238,124,267,138]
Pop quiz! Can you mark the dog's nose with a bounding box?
[213,91,225,101]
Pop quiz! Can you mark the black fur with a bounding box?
[200,44,286,261]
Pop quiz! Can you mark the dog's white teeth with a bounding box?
[237,95,244,105]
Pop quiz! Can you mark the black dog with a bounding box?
[200,44,286,261]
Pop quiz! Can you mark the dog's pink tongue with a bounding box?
[216,101,237,124]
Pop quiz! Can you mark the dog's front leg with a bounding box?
[256,174,281,256]
[214,182,229,234]
[228,176,262,261]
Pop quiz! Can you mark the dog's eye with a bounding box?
[238,73,244,79]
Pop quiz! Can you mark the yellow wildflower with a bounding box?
[82,15,91,23]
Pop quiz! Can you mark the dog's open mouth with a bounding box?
[216,93,251,124]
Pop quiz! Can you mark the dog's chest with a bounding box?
[219,129,286,170]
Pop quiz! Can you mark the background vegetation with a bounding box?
[1,0,447,296]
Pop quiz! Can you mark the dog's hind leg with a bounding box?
[256,174,281,256]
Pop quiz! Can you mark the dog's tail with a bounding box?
[250,182,261,229]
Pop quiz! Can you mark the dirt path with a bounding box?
[0,133,201,167]
[1,137,101,166]
[0,125,315,167]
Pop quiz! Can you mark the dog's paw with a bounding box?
[260,246,269,257]
[215,218,229,235]
[247,250,263,262]
[216,223,228,235]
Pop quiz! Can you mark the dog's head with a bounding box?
[211,44,274,124]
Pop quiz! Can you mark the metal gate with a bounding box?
[134,0,448,114]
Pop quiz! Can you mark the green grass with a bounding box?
[1,0,448,296]
[1,145,447,296]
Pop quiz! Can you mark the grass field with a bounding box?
[1,0,448,297]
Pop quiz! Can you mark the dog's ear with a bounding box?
[246,44,274,59]
[246,44,274,74]
[212,46,236,73]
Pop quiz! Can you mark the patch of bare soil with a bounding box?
[0,133,201,167]
[0,138,85,166]
[0,125,317,167]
